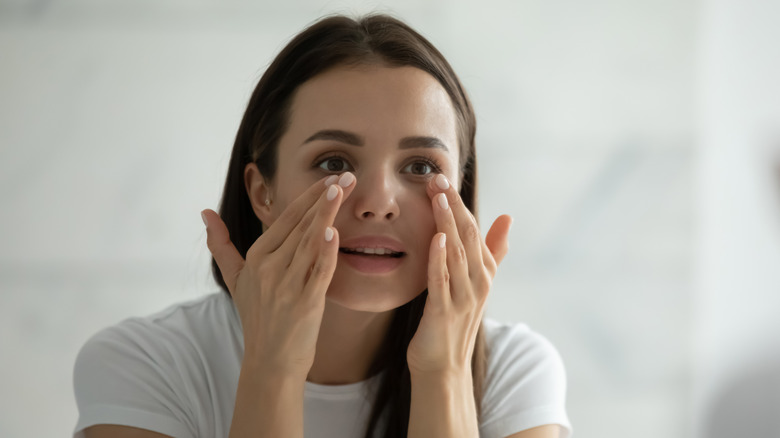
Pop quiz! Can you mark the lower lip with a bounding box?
[339,252,404,274]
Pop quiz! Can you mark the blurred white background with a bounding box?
[1,0,778,437]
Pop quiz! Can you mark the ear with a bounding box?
[244,162,275,226]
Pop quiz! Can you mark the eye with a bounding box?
[316,156,353,173]
[402,157,442,176]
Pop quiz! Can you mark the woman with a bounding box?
[73,14,572,438]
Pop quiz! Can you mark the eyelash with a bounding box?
[312,152,444,176]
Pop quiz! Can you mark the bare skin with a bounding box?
[83,65,561,438]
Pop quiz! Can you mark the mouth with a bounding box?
[337,247,406,274]
[336,236,407,274]
[338,247,406,258]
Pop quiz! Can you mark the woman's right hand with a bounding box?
[201,172,355,378]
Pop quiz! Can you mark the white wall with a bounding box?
[694,0,780,436]
[1,1,697,437]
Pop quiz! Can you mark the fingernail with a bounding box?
[437,193,449,210]
[327,184,339,201]
[435,174,449,190]
[325,227,334,242]
[324,175,339,186]
[338,172,355,187]
[201,211,208,227]
[439,233,446,248]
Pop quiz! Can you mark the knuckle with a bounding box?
[486,257,497,275]
[476,275,492,299]
[297,213,314,234]
[245,244,258,261]
[452,245,468,265]
[256,262,270,279]
[299,232,314,250]
[462,220,480,243]
[309,260,332,281]
[257,258,278,281]
[430,269,450,286]
[459,291,477,307]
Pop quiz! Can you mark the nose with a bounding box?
[349,169,400,221]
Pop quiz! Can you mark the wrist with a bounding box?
[241,354,309,384]
[409,366,473,391]
[409,363,472,380]
[408,366,479,438]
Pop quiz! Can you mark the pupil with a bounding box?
[327,159,343,172]
[413,163,428,174]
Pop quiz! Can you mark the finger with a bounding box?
[428,174,484,284]
[430,190,472,302]
[426,232,450,309]
[485,214,512,266]
[302,226,340,301]
[286,183,345,292]
[481,239,497,277]
[202,209,245,296]
[274,173,354,269]
[255,172,355,254]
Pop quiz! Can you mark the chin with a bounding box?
[324,279,426,313]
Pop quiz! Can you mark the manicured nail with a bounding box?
[327,184,339,201]
[338,172,355,187]
[437,193,448,210]
[435,174,449,190]
[324,175,339,186]
[201,211,208,227]
[439,233,446,248]
[325,227,334,242]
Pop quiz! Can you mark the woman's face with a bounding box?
[257,64,460,312]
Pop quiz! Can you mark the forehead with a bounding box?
[285,64,459,153]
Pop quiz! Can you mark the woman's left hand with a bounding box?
[407,174,513,375]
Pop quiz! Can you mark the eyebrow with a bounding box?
[302,129,449,152]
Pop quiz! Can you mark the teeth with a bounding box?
[345,247,400,256]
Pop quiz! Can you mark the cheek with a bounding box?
[267,182,310,225]
[411,197,438,243]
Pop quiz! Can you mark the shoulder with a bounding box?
[73,292,239,438]
[479,318,572,438]
[75,292,237,369]
[482,318,566,378]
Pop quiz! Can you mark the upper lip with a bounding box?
[339,236,406,253]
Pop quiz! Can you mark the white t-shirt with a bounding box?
[73,292,572,438]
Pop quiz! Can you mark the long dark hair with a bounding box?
[210,14,486,437]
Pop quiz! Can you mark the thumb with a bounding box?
[485,214,512,267]
[202,209,245,296]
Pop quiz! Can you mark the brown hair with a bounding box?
[211,13,486,437]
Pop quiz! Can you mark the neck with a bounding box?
[307,300,395,385]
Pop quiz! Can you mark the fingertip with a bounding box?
[325,184,339,201]
[324,175,339,186]
[337,171,355,188]
[434,173,450,191]
[201,210,209,228]
[503,213,513,224]
[424,173,444,198]
[503,214,514,232]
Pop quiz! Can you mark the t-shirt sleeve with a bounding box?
[72,322,196,438]
[479,321,573,438]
